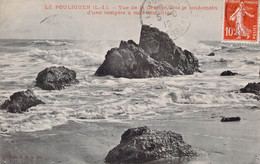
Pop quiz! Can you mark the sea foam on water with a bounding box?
[0,39,259,134]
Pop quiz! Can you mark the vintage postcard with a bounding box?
[0,0,260,164]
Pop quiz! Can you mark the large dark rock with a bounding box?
[95,25,199,78]
[220,70,238,76]
[95,41,178,78]
[0,89,44,113]
[240,82,260,96]
[105,126,197,163]
[36,66,79,90]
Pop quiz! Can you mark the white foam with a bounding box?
[32,40,72,46]
[29,48,103,66]
[1,40,260,134]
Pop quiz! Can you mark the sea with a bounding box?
[0,39,260,164]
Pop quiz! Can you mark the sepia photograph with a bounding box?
[0,0,260,163]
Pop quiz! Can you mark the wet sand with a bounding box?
[1,109,260,164]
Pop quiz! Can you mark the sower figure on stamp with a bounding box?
[229,2,254,39]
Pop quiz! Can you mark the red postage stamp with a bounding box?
[223,0,259,43]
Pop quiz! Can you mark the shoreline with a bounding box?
[1,109,260,164]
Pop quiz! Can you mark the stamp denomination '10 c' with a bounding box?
[223,0,259,43]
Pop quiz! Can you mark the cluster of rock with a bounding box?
[2,25,199,113]
[95,25,199,78]
[1,66,79,113]
[105,126,197,163]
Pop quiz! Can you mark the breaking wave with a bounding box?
[1,39,260,134]
[29,48,104,66]
[32,40,72,46]
[194,41,260,55]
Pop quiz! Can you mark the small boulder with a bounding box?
[220,70,238,76]
[207,52,215,56]
[221,117,241,122]
[36,66,79,90]
[240,82,260,96]
[105,126,197,163]
[0,89,44,113]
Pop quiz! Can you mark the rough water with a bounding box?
[0,39,260,164]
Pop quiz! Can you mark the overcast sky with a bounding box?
[0,0,223,44]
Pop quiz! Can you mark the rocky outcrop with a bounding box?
[220,70,238,76]
[95,40,179,78]
[240,82,260,96]
[36,66,79,90]
[95,25,199,78]
[221,117,241,122]
[105,126,197,163]
[0,89,44,113]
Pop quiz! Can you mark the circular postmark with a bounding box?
[140,0,192,40]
